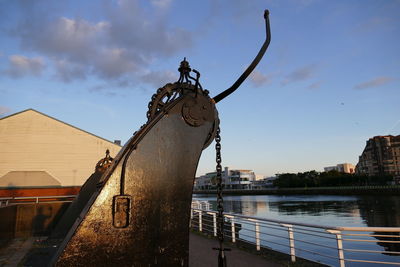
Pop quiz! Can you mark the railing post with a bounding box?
[226,215,236,242]
[190,208,193,227]
[199,210,203,232]
[36,197,39,203]
[281,224,296,262]
[213,212,217,237]
[255,221,260,251]
[249,219,261,251]
[327,229,345,267]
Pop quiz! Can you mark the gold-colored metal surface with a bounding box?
[112,195,131,228]
[95,149,113,173]
[52,93,218,266]
[182,96,214,127]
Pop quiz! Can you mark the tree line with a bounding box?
[273,170,393,188]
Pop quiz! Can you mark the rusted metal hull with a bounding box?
[51,93,218,266]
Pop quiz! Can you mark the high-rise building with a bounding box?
[356,135,400,177]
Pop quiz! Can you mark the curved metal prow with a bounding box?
[213,9,271,103]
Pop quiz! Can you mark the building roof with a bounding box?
[0,171,61,188]
[0,108,121,147]
[370,135,400,140]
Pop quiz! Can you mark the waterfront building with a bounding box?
[251,176,277,189]
[324,163,355,173]
[0,109,121,188]
[194,171,217,190]
[194,167,256,190]
[355,135,400,179]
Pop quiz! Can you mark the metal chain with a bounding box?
[214,127,228,267]
[215,127,223,242]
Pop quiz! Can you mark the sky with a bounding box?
[0,0,399,177]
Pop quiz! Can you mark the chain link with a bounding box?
[215,127,228,266]
[215,128,223,242]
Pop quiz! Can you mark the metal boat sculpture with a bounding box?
[51,150,114,239]
[51,10,271,267]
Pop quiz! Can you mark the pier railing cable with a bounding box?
[191,201,400,267]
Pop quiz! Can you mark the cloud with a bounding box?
[140,70,178,87]
[5,0,192,86]
[0,106,11,117]
[306,81,322,90]
[281,64,317,86]
[3,55,45,78]
[54,59,87,82]
[248,70,272,87]
[354,76,394,90]
[150,0,172,9]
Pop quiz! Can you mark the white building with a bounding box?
[324,163,355,174]
[194,167,256,190]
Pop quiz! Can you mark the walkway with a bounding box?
[0,234,287,266]
[0,237,35,266]
[189,233,283,267]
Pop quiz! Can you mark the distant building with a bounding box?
[255,174,265,181]
[0,109,122,187]
[194,167,256,190]
[356,135,400,178]
[194,171,216,190]
[251,176,277,189]
[324,163,355,174]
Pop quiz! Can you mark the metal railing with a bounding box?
[0,195,76,206]
[191,201,400,267]
[194,185,400,192]
[1,197,399,265]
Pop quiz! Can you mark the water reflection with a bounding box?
[194,194,400,256]
[358,196,400,254]
[222,200,260,216]
[358,196,400,227]
[268,199,359,216]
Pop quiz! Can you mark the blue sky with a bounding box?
[1,0,399,177]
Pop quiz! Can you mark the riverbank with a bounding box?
[193,185,400,195]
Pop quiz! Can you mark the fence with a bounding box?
[191,201,400,267]
[0,195,76,206]
[2,197,399,266]
[193,185,400,195]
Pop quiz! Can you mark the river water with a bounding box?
[192,194,400,266]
